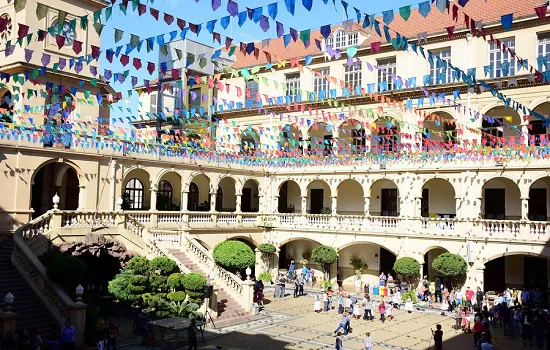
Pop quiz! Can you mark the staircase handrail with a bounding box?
[184,236,245,301]
[11,210,82,325]
[147,229,192,274]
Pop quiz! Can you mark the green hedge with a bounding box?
[258,272,272,282]
[182,273,207,291]
[213,240,255,272]
[167,291,187,302]
[258,243,277,254]
[167,273,186,290]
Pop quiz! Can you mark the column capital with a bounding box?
[520,197,530,201]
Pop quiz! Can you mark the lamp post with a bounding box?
[116,196,124,211]
[245,267,251,280]
[52,193,60,210]
[4,292,14,312]
[75,285,84,302]
[209,271,215,283]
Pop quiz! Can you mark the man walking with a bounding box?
[465,287,475,308]
[476,287,484,309]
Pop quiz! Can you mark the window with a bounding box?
[241,135,258,154]
[351,129,367,152]
[482,118,504,146]
[150,93,157,114]
[188,88,201,111]
[125,178,144,210]
[538,33,550,72]
[187,182,199,211]
[285,73,301,103]
[326,30,359,49]
[377,58,396,91]
[245,79,259,107]
[488,37,515,78]
[429,48,451,84]
[157,180,173,209]
[344,62,361,91]
[52,19,76,46]
[313,67,330,96]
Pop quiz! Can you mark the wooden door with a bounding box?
[381,188,398,216]
[484,188,505,220]
[310,189,324,214]
[242,188,252,212]
[529,188,547,221]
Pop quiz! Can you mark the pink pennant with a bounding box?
[150,8,159,20]
[535,5,548,19]
[55,35,65,49]
[17,23,29,39]
[164,13,174,25]
[446,26,455,40]
[72,40,82,55]
[133,58,142,70]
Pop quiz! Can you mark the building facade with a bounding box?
[1,0,550,293]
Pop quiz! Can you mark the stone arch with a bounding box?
[184,172,212,193]
[528,97,550,111]
[481,176,522,220]
[277,237,324,273]
[336,179,364,214]
[423,246,449,279]
[122,168,151,210]
[369,178,400,216]
[31,158,83,185]
[371,115,400,152]
[418,178,457,217]
[240,178,260,212]
[337,241,398,286]
[480,105,522,145]
[307,122,334,155]
[527,176,550,221]
[185,173,211,211]
[216,176,237,212]
[240,126,261,153]
[278,124,303,153]
[306,179,331,214]
[336,118,367,153]
[157,171,182,211]
[277,179,302,213]
[422,111,457,146]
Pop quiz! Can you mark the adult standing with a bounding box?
[186,318,198,350]
[106,320,118,350]
[435,278,442,303]
[60,321,76,350]
[455,289,463,309]
[476,287,484,309]
[379,272,387,287]
[465,287,475,308]
[288,260,296,280]
[298,273,305,296]
[293,278,300,298]
[521,288,530,305]
[362,295,373,321]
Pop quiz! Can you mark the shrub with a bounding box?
[169,301,200,318]
[401,290,417,303]
[213,240,255,273]
[182,273,207,291]
[167,273,186,290]
[258,272,272,282]
[46,252,87,289]
[108,271,138,303]
[167,291,187,302]
[432,253,467,288]
[393,257,421,286]
[149,256,178,275]
[127,256,150,275]
[311,245,338,280]
[258,243,276,254]
[186,290,204,304]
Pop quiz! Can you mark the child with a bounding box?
[337,293,344,314]
[378,300,386,323]
[432,324,443,350]
[314,293,322,313]
[405,296,414,313]
[385,301,394,321]
[440,297,449,316]
[428,294,434,308]
[323,292,329,312]
[335,332,344,350]
[345,295,353,313]
[363,332,373,350]
[352,299,361,319]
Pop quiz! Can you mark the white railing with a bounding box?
[337,215,365,230]
[368,216,401,231]
[529,221,549,235]
[188,213,212,223]
[126,212,152,224]
[217,213,238,224]
[150,229,181,244]
[157,212,183,225]
[61,211,117,228]
[241,213,258,224]
[481,220,521,236]
[421,218,457,233]
[306,214,330,226]
[12,210,87,343]
[279,214,299,226]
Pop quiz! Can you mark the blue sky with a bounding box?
[100,0,415,123]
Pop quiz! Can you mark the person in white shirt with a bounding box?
[391,290,401,309]
[405,297,414,313]
[345,295,353,313]
[363,332,373,350]
[455,290,463,307]
[362,295,373,321]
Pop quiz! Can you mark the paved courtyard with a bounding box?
[120,291,525,350]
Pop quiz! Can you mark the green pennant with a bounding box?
[16,38,23,47]
[123,70,129,78]
[13,74,20,85]
[228,46,236,57]
[299,29,311,45]
[262,77,268,86]
[47,26,56,37]
[174,48,182,60]
[399,5,411,21]
[131,0,139,11]
[93,10,101,23]
[177,81,182,88]
[250,65,260,74]
[119,3,127,15]
[93,23,104,36]
[186,53,195,65]
[80,16,88,30]
[83,90,90,99]
[130,34,140,49]
[32,68,39,79]
[201,76,208,84]
[160,45,169,56]
[52,63,59,73]
[58,11,67,25]
[36,3,48,20]
[68,19,76,30]
[105,7,113,21]
[14,0,26,13]
[114,29,123,43]
[199,57,207,68]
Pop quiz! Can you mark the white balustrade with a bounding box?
[481,220,520,235]
[421,218,456,233]
[368,216,400,231]
[279,214,299,226]
[217,213,238,224]
[126,212,151,224]
[150,229,180,244]
[529,221,549,235]
[306,215,330,227]
[157,212,183,225]
[60,212,116,228]
[241,214,258,224]
[188,213,212,224]
[337,215,364,230]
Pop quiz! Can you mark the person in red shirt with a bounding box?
[465,287,475,308]
[472,316,483,346]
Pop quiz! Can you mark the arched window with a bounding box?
[187,182,199,211]
[125,178,144,210]
[157,180,173,210]
[241,135,258,154]
[215,186,223,212]
[327,30,359,49]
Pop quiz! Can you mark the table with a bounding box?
[148,317,206,349]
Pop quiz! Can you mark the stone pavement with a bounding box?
[120,294,525,350]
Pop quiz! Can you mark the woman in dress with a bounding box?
[378,300,386,323]
[385,301,394,321]
[405,297,414,313]
[440,297,449,316]
[352,299,361,319]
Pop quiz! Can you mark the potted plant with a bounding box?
[350,257,367,292]
[320,207,332,215]
[300,251,311,265]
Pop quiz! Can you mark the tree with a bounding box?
[182,273,207,304]
[393,257,421,287]
[311,245,337,280]
[432,253,468,288]
[212,240,255,274]
[167,273,186,291]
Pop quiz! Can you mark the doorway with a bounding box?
[278,182,288,213]
[529,188,547,221]
[421,188,429,217]
[484,189,505,220]
[381,189,398,216]
[310,189,324,214]
[524,257,548,290]
[242,188,252,212]
[379,248,396,276]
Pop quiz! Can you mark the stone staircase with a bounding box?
[0,237,57,336]
[168,248,255,326]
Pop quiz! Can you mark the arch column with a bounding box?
[415,197,422,217]
[180,191,188,212]
[77,185,86,210]
[258,194,265,212]
[236,192,242,213]
[521,197,529,220]
[363,196,370,215]
[301,195,308,215]
[331,196,337,214]
[466,265,485,292]
[455,196,462,218]
[274,195,280,213]
[210,191,217,213]
[150,186,158,211]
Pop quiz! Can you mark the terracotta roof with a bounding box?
[231,0,542,69]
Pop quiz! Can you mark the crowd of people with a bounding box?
[1,321,77,350]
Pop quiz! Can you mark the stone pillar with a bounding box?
[414,197,422,217]
[150,187,158,211]
[477,197,484,219]
[70,303,87,347]
[274,195,280,213]
[363,196,370,215]
[180,191,188,211]
[258,195,265,212]
[242,280,255,312]
[210,191,217,212]
[207,287,218,319]
[466,265,485,293]
[455,196,462,218]
[77,185,86,210]
[254,249,263,279]
[418,263,425,290]
[272,248,280,280]
[521,197,529,220]
[0,312,17,338]
[301,196,308,215]
[236,193,242,213]
[331,196,337,215]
